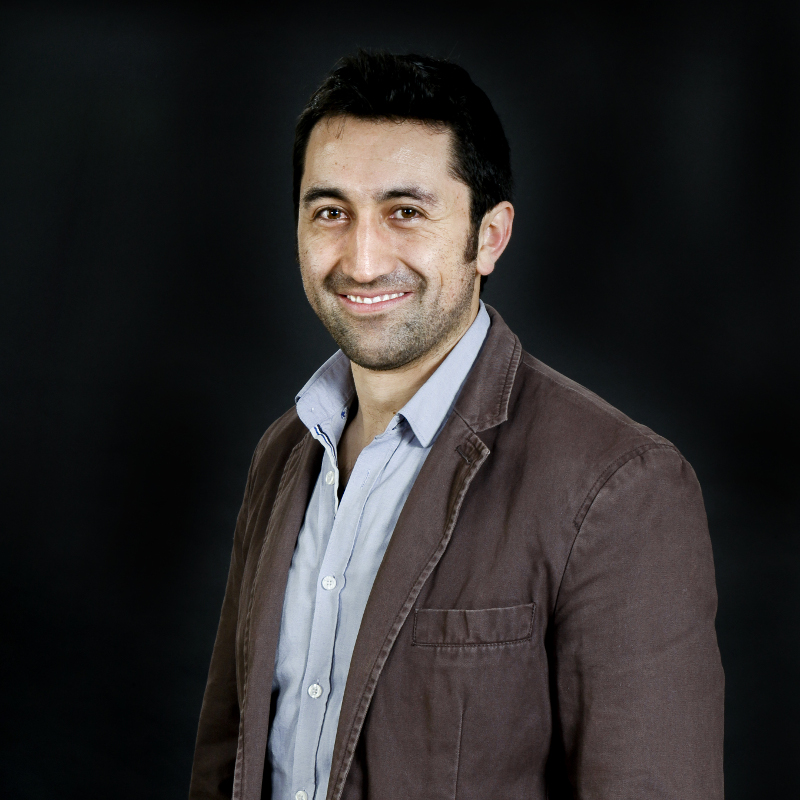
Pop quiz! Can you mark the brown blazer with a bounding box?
[189,304,724,800]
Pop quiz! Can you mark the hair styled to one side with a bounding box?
[293,49,514,296]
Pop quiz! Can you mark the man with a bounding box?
[189,50,724,800]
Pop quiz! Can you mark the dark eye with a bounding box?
[396,208,419,219]
[314,206,345,222]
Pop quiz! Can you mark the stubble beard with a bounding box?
[303,235,479,373]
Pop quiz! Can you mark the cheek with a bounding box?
[298,229,337,271]
[411,234,469,283]
[394,228,458,269]
[297,225,347,261]
[297,247,327,296]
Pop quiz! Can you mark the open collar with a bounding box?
[294,301,492,449]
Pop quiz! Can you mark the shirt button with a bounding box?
[308,683,323,699]
[295,792,308,800]
[321,575,337,591]
[325,470,335,485]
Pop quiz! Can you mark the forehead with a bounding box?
[302,116,458,192]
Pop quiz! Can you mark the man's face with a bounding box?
[297,116,480,372]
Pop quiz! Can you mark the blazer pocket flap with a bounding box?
[413,603,535,646]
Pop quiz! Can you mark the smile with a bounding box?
[339,292,411,313]
[346,292,406,304]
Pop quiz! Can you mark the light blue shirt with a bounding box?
[268,301,491,800]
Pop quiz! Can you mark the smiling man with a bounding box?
[189,51,724,800]
[297,116,512,497]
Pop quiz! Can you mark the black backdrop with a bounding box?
[2,3,798,797]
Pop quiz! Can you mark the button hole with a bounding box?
[455,446,472,465]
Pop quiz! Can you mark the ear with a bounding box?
[475,201,514,277]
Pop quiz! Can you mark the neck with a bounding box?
[347,302,479,448]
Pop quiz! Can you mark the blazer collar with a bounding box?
[452,302,523,435]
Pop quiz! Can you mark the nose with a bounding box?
[341,212,394,284]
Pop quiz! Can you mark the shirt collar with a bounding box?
[295,300,491,448]
[294,348,356,442]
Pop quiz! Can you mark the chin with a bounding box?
[332,338,412,371]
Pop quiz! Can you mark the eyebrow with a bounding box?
[301,186,348,207]
[376,187,441,207]
[301,185,441,208]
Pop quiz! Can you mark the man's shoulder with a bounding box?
[508,349,683,477]
[495,349,704,539]
[248,404,308,480]
[520,351,671,441]
[471,306,681,471]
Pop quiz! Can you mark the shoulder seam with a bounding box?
[572,441,677,532]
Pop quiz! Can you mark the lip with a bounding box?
[338,292,412,314]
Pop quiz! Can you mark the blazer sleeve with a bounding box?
[549,445,725,799]
[188,455,255,800]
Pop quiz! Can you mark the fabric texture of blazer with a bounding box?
[189,303,725,800]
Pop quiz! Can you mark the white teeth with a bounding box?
[345,292,405,305]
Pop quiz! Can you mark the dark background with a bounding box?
[2,2,798,797]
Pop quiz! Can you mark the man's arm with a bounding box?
[189,460,254,800]
[549,445,724,798]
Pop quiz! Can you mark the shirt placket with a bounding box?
[290,419,400,800]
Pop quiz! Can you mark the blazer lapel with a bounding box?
[236,430,323,800]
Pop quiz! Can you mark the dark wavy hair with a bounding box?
[293,49,514,296]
